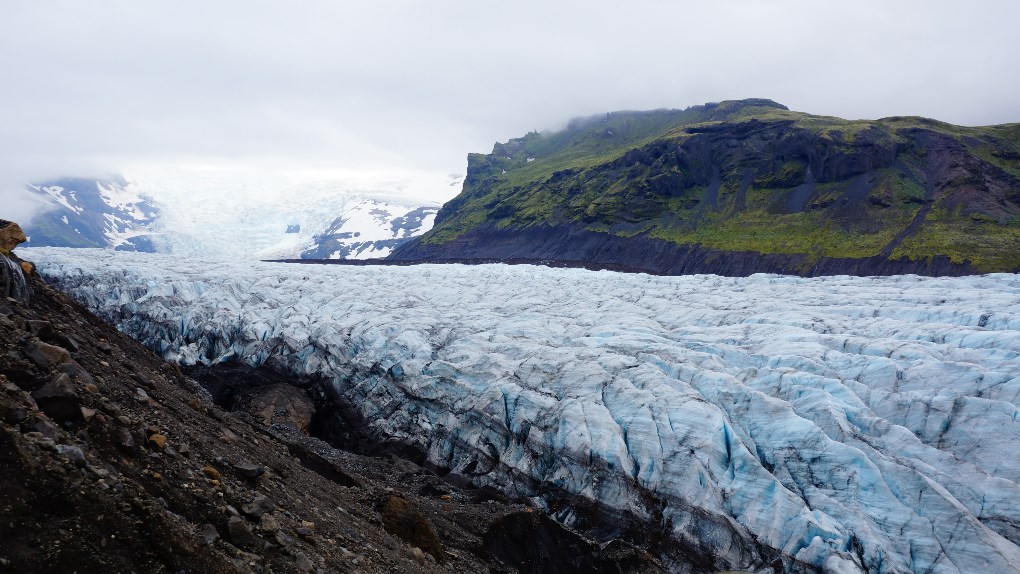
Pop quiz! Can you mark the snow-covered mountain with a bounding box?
[19,172,445,259]
[28,247,1020,574]
[23,177,160,251]
[300,203,436,260]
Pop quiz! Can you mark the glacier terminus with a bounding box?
[25,248,1020,574]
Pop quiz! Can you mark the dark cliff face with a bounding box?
[390,223,978,277]
[391,100,1020,276]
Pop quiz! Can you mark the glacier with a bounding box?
[25,247,1020,573]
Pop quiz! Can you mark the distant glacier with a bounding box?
[26,247,1020,574]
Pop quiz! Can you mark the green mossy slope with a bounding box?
[410,99,1020,273]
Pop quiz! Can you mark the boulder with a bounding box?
[24,340,72,369]
[0,220,26,253]
[240,493,275,518]
[379,495,443,562]
[32,373,82,425]
[227,516,258,548]
[236,383,315,433]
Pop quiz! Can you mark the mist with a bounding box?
[2,0,1018,222]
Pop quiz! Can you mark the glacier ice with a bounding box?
[26,247,1020,573]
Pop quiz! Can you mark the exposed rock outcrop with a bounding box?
[0,219,27,253]
[1,220,31,301]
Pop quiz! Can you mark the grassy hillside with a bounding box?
[416,99,1020,272]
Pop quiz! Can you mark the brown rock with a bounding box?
[236,383,315,432]
[219,428,237,443]
[258,513,280,533]
[148,433,168,450]
[202,466,221,481]
[379,495,444,562]
[0,220,26,253]
[19,261,33,275]
[24,340,72,369]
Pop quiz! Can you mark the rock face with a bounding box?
[391,99,1020,275]
[0,219,27,253]
[30,247,1020,574]
[391,223,979,277]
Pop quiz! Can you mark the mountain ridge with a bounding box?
[19,178,438,260]
[391,99,1020,275]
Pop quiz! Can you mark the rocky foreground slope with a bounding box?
[392,99,1020,276]
[0,222,663,573]
[26,245,1020,574]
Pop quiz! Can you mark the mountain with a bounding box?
[29,246,1020,574]
[391,99,1020,275]
[19,176,438,260]
[297,202,437,260]
[23,177,160,252]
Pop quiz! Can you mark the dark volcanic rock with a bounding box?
[483,511,666,574]
[32,373,81,425]
[233,460,266,479]
[227,515,258,548]
[392,223,980,278]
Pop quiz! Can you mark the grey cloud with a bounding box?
[1,0,1018,221]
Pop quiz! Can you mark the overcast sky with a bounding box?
[2,0,1019,221]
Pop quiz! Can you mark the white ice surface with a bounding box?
[26,248,1020,574]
